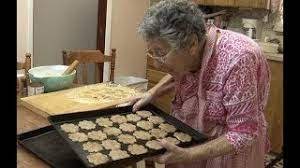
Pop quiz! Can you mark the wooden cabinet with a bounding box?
[146,57,174,114]
[196,0,269,9]
[196,0,235,7]
[265,59,283,153]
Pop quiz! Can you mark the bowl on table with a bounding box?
[28,65,76,92]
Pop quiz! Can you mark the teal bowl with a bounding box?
[28,65,76,92]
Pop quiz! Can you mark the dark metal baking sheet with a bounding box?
[17,125,85,168]
[48,104,208,168]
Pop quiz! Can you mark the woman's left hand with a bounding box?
[148,139,193,164]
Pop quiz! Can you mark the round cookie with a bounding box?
[136,121,153,130]
[133,131,152,140]
[68,132,88,142]
[78,120,96,130]
[109,150,130,160]
[128,144,148,155]
[83,142,103,152]
[103,127,122,136]
[102,140,121,150]
[60,123,79,133]
[119,123,136,132]
[147,116,165,125]
[110,115,127,124]
[87,130,107,141]
[173,132,192,142]
[136,110,152,118]
[95,117,113,127]
[159,123,176,133]
[149,129,167,139]
[162,137,180,145]
[117,134,137,144]
[146,140,163,150]
[87,153,109,165]
[126,114,141,122]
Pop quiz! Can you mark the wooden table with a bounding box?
[17,99,51,168]
[17,98,154,168]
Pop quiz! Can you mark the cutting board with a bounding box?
[20,85,142,118]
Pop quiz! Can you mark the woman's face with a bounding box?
[146,37,203,76]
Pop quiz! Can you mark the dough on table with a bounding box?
[101,140,121,150]
[87,130,107,141]
[136,121,153,130]
[87,153,109,165]
[95,117,113,127]
[128,144,148,155]
[68,132,88,142]
[65,83,139,104]
[78,120,96,130]
[83,142,103,152]
[60,123,79,133]
[119,123,136,132]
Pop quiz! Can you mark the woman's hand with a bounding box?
[132,92,154,112]
[148,139,193,164]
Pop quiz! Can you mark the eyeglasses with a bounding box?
[146,48,175,64]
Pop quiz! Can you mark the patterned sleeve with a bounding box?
[222,54,259,154]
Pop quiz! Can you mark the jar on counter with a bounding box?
[28,82,44,96]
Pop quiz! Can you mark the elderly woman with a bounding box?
[132,0,271,167]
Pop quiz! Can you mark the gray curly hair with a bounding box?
[138,0,206,49]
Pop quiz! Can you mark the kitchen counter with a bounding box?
[264,52,283,62]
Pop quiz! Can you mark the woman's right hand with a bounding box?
[132,92,155,112]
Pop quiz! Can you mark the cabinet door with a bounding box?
[197,0,235,7]
[265,60,283,153]
[196,0,268,9]
[146,68,174,114]
[235,0,269,9]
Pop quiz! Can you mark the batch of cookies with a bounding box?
[60,110,192,166]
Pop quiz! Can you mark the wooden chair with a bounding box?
[17,53,32,96]
[62,49,116,84]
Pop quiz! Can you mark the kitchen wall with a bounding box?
[33,0,98,66]
[104,0,149,81]
[17,0,30,62]
[33,0,98,83]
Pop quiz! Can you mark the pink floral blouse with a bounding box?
[168,24,271,168]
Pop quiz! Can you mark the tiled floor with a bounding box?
[143,153,284,168]
[265,153,283,168]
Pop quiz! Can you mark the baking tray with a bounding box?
[17,125,85,168]
[48,104,208,168]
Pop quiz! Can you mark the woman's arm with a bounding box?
[151,135,234,164]
[148,74,174,97]
[188,135,234,160]
[132,74,174,111]
[150,74,175,99]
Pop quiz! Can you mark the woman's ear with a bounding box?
[189,34,199,56]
